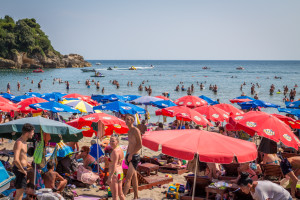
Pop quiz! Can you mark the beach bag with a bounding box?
[34,131,44,164]
[77,165,98,185]
[57,141,73,157]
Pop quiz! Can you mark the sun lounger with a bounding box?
[281,152,299,159]
[260,164,284,184]
[158,165,188,175]
[181,176,212,199]
[140,157,167,166]
[137,163,159,176]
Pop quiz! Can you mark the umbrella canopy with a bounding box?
[213,103,244,117]
[94,101,146,114]
[67,113,128,137]
[278,108,300,117]
[0,96,15,105]
[41,93,64,102]
[230,98,252,104]
[133,96,161,105]
[174,95,207,108]
[0,102,19,112]
[142,129,257,163]
[194,105,229,122]
[150,100,176,109]
[63,93,98,106]
[0,93,15,100]
[123,95,141,101]
[30,101,80,113]
[199,95,219,105]
[271,114,300,129]
[62,100,94,113]
[17,97,48,113]
[155,96,170,101]
[0,116,83,142]
[161,106,213,126]
[238,100,280,109]
[285,101,300,109]
[230,111,300,149]
[25,92,42,97]
[11,95,32,103]
[100,94,127,103]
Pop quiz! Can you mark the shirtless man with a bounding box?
[13,123,34,200]
[137,120,147,135]
[123,114,142,199]
[43,162,67,193]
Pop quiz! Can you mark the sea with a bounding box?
[0,60,299,121]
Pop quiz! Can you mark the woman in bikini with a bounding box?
[76,146,97,172]
[107,136,125,200]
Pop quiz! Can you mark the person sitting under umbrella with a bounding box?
[76,146,97,172]
[43,162,67,193]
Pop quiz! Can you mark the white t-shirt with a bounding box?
[250,181,291,200]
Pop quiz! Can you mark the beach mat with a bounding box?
[74,196,101,200]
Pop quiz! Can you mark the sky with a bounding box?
[1,0,300,60]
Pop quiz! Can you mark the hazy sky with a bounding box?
[1,0,300,60]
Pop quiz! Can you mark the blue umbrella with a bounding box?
[285,101,300,109]
[41,93,64,102]
[238,100,280,109]
[232,96,255,100]
[133,96,161,105]
[278,108,300,117]
[150,100,176,109]
[123,95,141,101]
[91,94,105,103]
[30,101,80,113]
[10,95,32,102]
[100,94,127,103]
[93,101,146,114]
[199,95,219,105]
[0,93,15,100]
[25,92,42,97]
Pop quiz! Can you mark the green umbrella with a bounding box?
[0,116,83,143]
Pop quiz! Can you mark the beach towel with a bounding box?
[35,168,45,190]
[34,131,44,164]
[77,165,98,185]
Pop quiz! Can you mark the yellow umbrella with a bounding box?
[62,100,94,113]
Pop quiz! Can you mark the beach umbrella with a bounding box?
[271,114,300,129]
[150,100,176,109]
[0,102,19,112]
[133,96,161,105]
[25,92,42,98]
[174,95,207,108]
[67,113,128,137]
[238,100,280,110]
[10,95,32,102]
[0,116,83,142]
[285,101,300,109]
[41,93,64,102]
[30,101,80,113]
[278,108,300,118]
[213,103,244,117]
[155,109,162,116]
[123,95,141,101]
[230,111,300,149]
[142,129,257,200]
[199,95,219,105]
[63,93,91,101]
[229,96,255,104]
[0,93,15,100]
[62,100,94,113]
[100,94,127,103]
[0,96,15,105]
[155,96,170,101]
[161,106,213,126]
[194,105,229,122]
[93,101,146,115]
[17,97,48,113]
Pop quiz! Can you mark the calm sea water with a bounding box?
[0,60,299,120]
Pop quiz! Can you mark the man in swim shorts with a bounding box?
[13,123,35,200]
[123,114,142,199]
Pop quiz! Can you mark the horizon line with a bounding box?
[85,59,300,61]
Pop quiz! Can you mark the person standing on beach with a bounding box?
[123,114,142,199]
[13,123,35,200]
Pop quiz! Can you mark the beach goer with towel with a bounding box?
[123,114,142,199]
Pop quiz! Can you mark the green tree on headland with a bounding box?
[0,15,60,59]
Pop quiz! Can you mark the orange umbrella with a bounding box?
[17,97,48,113]
[174,95,207,108]
[194,105,229,122]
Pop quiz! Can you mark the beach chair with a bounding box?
[260,164,284,184]
[140,156,167,166]
[158,165,188,175]
[281,152,299,159]
[221,163,240,177]
[179,176,211,200]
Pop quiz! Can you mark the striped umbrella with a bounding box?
[62,100,94,113]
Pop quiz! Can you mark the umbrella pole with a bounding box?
[192,153,198,200]
[96,134,100,176]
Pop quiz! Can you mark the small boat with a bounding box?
[33,68,44,73]
[81,69,96,72]
[202,66,210,70]
[129,66,137,70]
[91,72,105,77]
[107,67,113,70]
[236,67,244,70]
[95,63,101,65]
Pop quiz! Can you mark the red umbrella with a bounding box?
[229,99,252,104]
[17,97,48,113]
[155,96,170,101]
[67,113,128,137]
[230,111,300,149]
[213,103,244,117]
[142,129,257,163]
[161,106,213,126]
[0,96,15,105]
[174,95,207,108]
[0,102,19,112]
[63,93,98,106]
[155,109,162,116]
[271,114,300,129]
[194,105,229,122]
